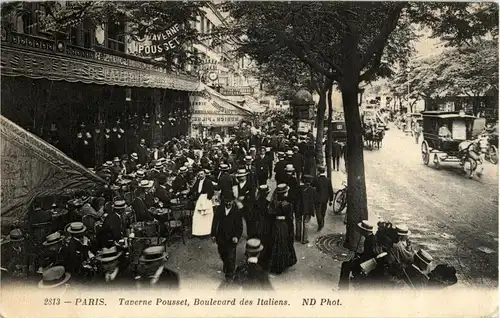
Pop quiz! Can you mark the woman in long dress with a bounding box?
[269,184,297,274]
[190,170,215,237]
[255,185,274,270]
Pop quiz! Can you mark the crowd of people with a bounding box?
[1,113,341,290]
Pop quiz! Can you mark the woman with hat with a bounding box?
[135,246,179,289]
[254,185,274,270]
[190,169,215,237]
[64,222,91,277]
[268,184,297,274]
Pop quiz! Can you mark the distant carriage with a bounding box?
[420,111,480,177]
[363,124,385,150]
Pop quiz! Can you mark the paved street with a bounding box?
[165,125,498,290]
[364,125,499,288]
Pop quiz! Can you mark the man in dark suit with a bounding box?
[296,175,317,244]
[97,200,124,249]
[171,167,189,194]
[132,182,155,222]
[291,146,304,182]
[332,139,343,171]
[211,195,243,281]
[189,170,215,202]
[150,142,165,162]
[253,147,271,186]
[155,175,172,206]
[135,246,180,289]
[312,166,333,232]
[243,156,257,191]
[217,164,234,203]
[274,152,287,185]
[233,239,273,290]
[137,139,148,165]
[95,246,134,289]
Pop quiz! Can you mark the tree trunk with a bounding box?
[340,81,369,251]
[326,86,333,180]
[315,87,327,166]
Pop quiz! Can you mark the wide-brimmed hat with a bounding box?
[7,228,24,242]
[43,232,64,246]
[357,220,374,232]
[219,164,229,171]
[136,170,145,178]
[139,246,167,263]
[113,200,126,210]
[286,150,293,156]
[302,174,314,183]
[246,238,263,253]
[119,179,132,185]
[318,166,326,173]
[155,162,163,169]
[103,161,113,167]
[138,180,154,188]
[131,153,139,160]
[38,266,71,289]
[259,184,270,193]
[396,224,411,236]
[65,222,87,235]
[292,146,299,151]
[275,184,289,194]
[415,249,433,265]
[113,157,120,163]
[96,246,123,263]
[235,169,248,177]
[179,166,188,173]
[285,164,295,172]
[277,152,285,158]
[244,156,253,162]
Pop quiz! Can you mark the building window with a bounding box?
[200,16,205,34]
[107,17,125,52]
[70,19,93,48]
[206,19,211,34]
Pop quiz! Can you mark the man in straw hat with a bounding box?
[97,201,125,249]
[38,266,72,289]
[132,181,155,222]
[65,222,91,277]
[211,193,243,282]
[390,224,415,265]
[135,246,179,289]
[3,228,27,278]
[217,164,234,203]
[403,249,433,289]
[94,246,132,288]
[338,220,376,290]
[233,238,273,290]
[39,232,68,274]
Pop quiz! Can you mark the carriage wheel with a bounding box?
[421,141,430,165]
[433,154,441,170]
[488,145,498,164]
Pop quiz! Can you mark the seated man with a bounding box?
[404,249,433,289]
[338,220,376,290]
[438,124,453,150]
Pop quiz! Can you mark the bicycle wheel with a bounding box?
[333,189,347,214]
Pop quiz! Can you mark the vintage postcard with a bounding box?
[0,1,498,317]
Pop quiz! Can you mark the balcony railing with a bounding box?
[219,86,254,96]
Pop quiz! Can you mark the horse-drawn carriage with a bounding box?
[363,120,385,149]
[420,111,482,177]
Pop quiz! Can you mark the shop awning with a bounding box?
[0,44,200,91]
[1,115,106,225]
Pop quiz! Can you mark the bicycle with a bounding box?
[333,181,347,214]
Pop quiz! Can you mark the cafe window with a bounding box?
[70,19,93,48]
[107,17,125,52]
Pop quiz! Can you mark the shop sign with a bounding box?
[133,24,183,56]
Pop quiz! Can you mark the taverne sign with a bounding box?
[135,24,182,55]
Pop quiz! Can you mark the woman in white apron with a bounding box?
[190,170,215,237]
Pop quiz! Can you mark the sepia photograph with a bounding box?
[0,1,498,317]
